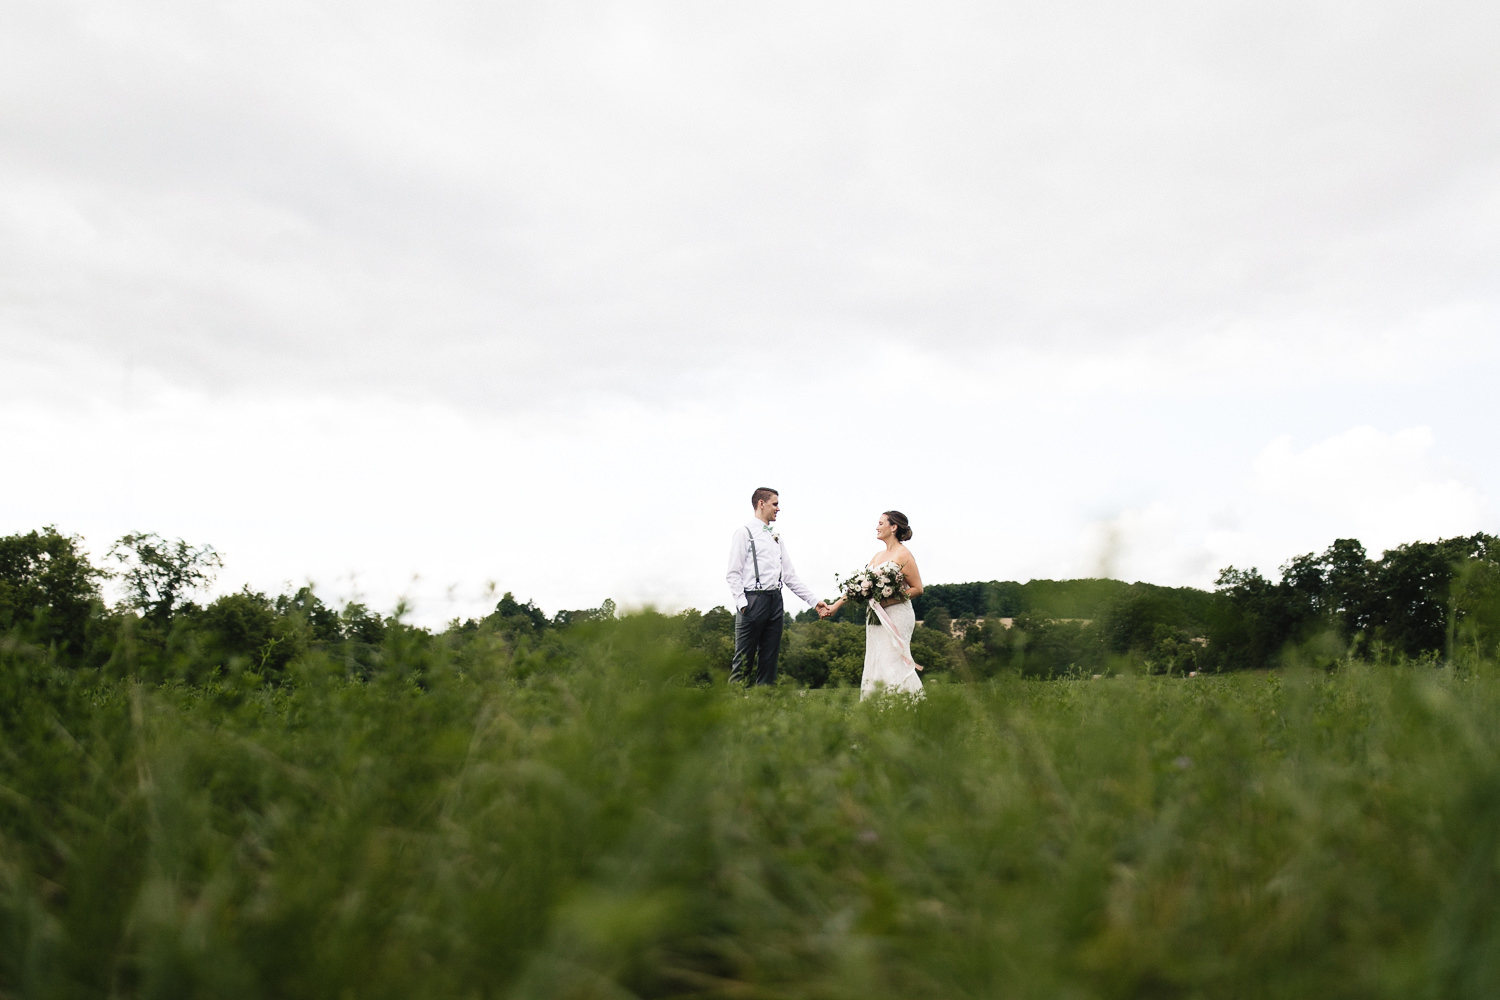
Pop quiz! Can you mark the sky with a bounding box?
[3,0,1498,625]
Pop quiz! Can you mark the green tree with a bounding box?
[1208,566,1296,669]
[914,582,987,619]
[1452,557,1500,659]
[275,586,343,643]
[908,621,958,676]
[1367,534,1498,657]
[1094,584,1213,673]
[196,588,305,673]
[1006,615,1103,677]
[921,605,954,639]
[1206,535,1500,668]
[960,617,1017,679]
[337,601,388,676]
[552,598,618,629]
[670,606,735,679]
[108,532,222,624]
[340,602,387,645]
[0,526,103,653]
[1321,538,1371,637]
[986,581,1026,616]
[782,621,866,687]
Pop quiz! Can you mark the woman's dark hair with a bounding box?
[884,510,913,542]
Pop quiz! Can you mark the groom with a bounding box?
[727,487,828,686]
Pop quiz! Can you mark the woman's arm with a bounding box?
[902,554,924,599]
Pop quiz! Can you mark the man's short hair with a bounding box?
[750,487,779,509]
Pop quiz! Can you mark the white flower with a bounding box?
[860,580,872,593]
[881,586,893,596]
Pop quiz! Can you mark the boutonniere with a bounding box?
[772,533,780,543]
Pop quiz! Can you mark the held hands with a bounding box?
[815,601,834,619]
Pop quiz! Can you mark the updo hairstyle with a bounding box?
[884,510,913,542]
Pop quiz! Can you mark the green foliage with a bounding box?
[922,603,953,638]
[901,580,1213,678]
[954,615,1017,680]
[1005,614,1104,677]
[108,532,223,625]
[677,605,735,670]
[8,619,1500,997]
[489,590,551,635]
[1211,533,1500,668]
[1452,558,1500,660]
[193,587,308,675]
[340,601,388,646]
[6,521,1498,696]
[1369,535,1497,656]
[915,578,1212,626]
[783,620,867,687]
[1102,587,1188,653]
[0,526,102,652]
[909,618,959,676]
[275,586,344,643]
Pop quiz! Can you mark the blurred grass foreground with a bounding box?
[6,615,1500,999]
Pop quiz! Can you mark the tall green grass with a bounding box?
[4,619,1500,998]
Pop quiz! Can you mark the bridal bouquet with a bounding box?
[835,561,909,606]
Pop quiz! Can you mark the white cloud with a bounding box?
[1040,422,1492,595]
[1253,425,1488,557]
[1070,503,1220,587]
[5,0,1500,409]
[5,1,1500,620]
[4,346,1496,624]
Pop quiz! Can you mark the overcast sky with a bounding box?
[4,0,1498,624]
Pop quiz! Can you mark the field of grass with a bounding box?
[5,616,1500,998]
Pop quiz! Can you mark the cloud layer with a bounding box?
[3,1,1498,620]
[8,1,1500,401]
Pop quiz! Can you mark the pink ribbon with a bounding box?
[869,599,924,678]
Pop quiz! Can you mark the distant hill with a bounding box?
[913,578,1214,630]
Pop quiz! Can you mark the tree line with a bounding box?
[0,527,615,683]
[4,525,1498,685]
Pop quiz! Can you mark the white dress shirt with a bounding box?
[726,519,819,613]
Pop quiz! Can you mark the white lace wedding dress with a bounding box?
[861,599,924,700]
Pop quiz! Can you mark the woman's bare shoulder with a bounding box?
[873,545,913,566]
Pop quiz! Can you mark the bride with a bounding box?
[823,510,926,699]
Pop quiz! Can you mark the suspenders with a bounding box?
[745,526,780,591]
[746,526,762,589]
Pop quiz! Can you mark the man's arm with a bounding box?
[726,529,749,612]
[778,541,822,610]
